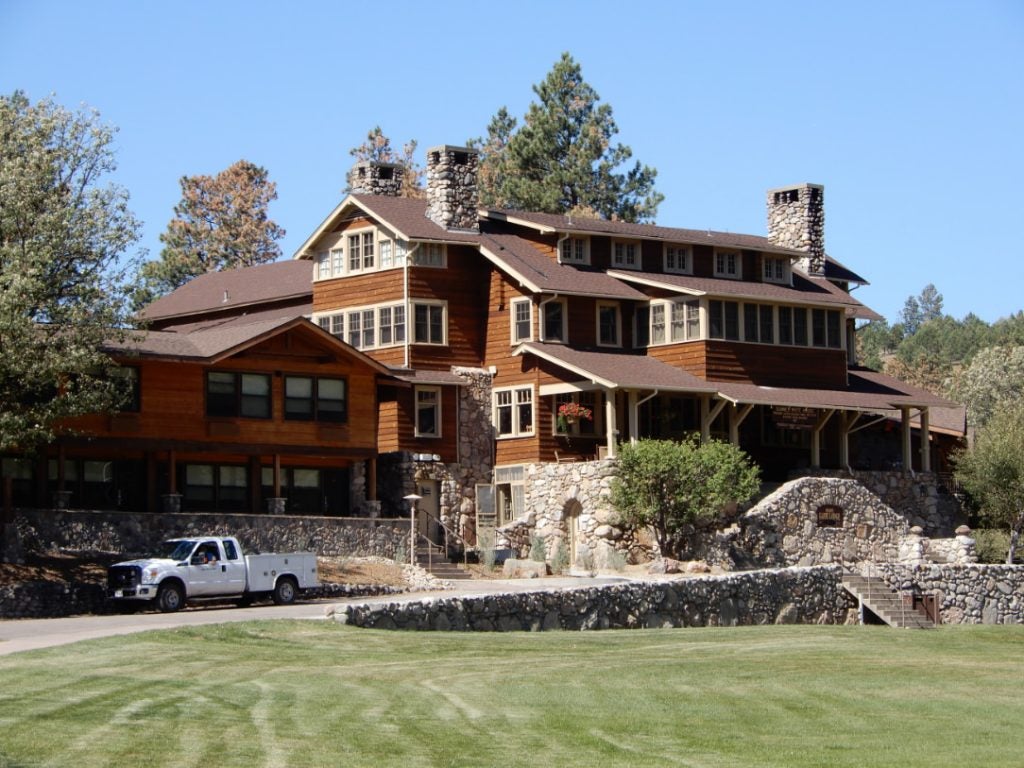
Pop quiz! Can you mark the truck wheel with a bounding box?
[157,582,185,613]
[272,577,297,605]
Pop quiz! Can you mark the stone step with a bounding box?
[841,575,935,629]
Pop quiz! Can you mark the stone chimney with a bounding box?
[348,161,405,196]
[767,183,825,275]
[425,145,479,231]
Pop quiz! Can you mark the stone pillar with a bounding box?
[425,145,479,231]
[348,161,405,196]
[766,183,825,275]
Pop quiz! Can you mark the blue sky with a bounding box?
[2,0,1022,324]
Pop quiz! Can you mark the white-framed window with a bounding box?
[778,305,809,346]
[559,237,590,265]
[762,256,790,284]
[596,302,621,347]
[395,239,408,267]
[812,308,843,349]
[664,244,692,274]
[651,303,666,344]
[413,301,447,345]
[553,391,600,437]
[314,303,405,350]
[315,247,347,280]
[541,298,567,343]
[415,386,441,438]
[714,249,742,279]
[511,298,532,343]
[379,238,393,269]
[494,385,534,438]
[316,251,331,280]
[414,242,446,267]
[611,240,641,270]
[494,465,525,525]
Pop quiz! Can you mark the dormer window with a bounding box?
[347,231,375,272]
[762,256,790,284]
[611,240,641,270]
[714,249,741,279]
[664,244,692,274]
[559,237,590,265]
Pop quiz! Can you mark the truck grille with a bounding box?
[108,565,142,590]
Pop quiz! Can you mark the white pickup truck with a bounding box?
[106,536,320,612]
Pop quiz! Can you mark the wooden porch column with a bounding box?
[920,407,931,472]
[728,403,754,446]
[701,397,728,444]
[604,389,617,458]
[900,407,913,472]
[838,412,859,471]
[811,409,835,469]
[273,453,282,497]
[627,391,639,443]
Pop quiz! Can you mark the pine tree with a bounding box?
[478,53,663,222]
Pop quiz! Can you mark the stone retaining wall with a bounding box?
[13,509,410,559]
[335,566,855,631]
[872,563,1024,625]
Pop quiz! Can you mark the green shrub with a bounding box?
[529,534,546,562]
[550,538,570,574]
[972,529,1011,563]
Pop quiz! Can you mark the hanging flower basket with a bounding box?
[557,401,592,430]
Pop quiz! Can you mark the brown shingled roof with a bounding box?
[515,342,717,392]
[481,233,647,299]
[141,260,312,321]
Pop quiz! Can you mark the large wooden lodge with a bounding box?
[4,146,961,546]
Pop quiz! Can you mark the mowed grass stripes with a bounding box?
[0,623,1021,767]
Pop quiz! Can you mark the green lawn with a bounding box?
[0,623,1021,767]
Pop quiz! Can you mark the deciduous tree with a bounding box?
[611,437,760,558]
[477,53,663,222]
[0,91,140,454]
[949,345,1024,428]
[954,402,1024,563]
[136,160,285,305]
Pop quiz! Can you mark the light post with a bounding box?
[403,493,422,568]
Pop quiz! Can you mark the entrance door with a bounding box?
[417,480,439,540]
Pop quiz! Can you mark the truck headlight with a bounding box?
[146,568,160,582]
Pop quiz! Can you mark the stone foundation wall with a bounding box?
[798,470,963,535]
[335,566,855,631]
[13,509,410,559]
[872,563,1024,625]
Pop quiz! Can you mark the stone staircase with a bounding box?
[841,574,935,629]
[415,546,473,580]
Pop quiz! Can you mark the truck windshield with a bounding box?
[159,540,197,561]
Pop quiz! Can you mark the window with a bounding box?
[778,306,793,345]
[206,372,271,418]
[708,300,740,341]
[812,308,843,349]
[346,231,375,272]
[511,298,532,343]
[415,386,441,438]
[495,465,525,525]
[794,306,808,345]
[651,303,666,344]
[494,385,534,437]
[541,299,566,343]
[596,302,621,347]
[112,366,140,412]
[316,303,405,350]
[743,303,775,344]
[664,244,692,274]
[316,251,330,280]
[635,305,650,347]
[671,300,700,342]
[415,242,446,267]
[612,240,640,269]
[559,237,589,264]
[413,302,446,345]
[553,392,599,437]
[714,249,742,279]
[183,463,248,512]
[395,239,408,266]
[284,376,347,423]
[379,238,393,268]
[762,256,789,284]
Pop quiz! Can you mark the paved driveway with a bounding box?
[0,575,629,656]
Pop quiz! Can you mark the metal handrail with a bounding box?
[418,508,469,566]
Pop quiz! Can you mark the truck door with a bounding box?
[189,540,244,597]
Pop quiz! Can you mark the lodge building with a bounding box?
[4,145,961,555]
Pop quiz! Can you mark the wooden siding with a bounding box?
[377,384,459,463]
[68,329,379,455]
[647,340,846,387]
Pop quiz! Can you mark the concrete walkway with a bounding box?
[0,575,632,656]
